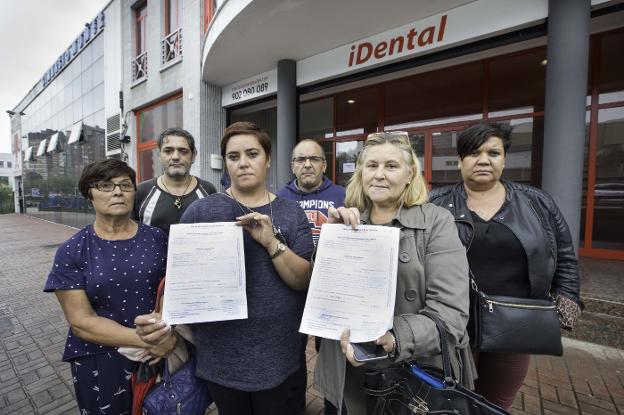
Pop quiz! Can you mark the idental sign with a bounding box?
[348,15,447,67]
[42,12,105,87]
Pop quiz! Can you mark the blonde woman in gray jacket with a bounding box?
[314,131,473,414]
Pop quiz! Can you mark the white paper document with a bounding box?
[300,224,400,342]
[161,222,248,325]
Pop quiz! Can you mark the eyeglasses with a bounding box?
[292,156,325,165]
[90,181,135,192]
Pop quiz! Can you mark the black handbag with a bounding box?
[468,277,563,356]
[364,310,510,415]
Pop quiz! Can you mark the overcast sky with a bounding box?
[0,0,109,153]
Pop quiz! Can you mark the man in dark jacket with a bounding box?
[278,139,346,415]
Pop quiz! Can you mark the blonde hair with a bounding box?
[345,131,428,211]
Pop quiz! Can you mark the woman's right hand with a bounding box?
[328,207,361,229]
[135,312,173,346]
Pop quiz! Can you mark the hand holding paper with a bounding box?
[299,224,400,342]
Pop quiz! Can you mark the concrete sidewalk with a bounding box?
[0,213,622,415]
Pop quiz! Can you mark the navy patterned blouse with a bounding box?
[44,222,168,361]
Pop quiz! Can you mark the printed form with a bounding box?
[300,224,400,342]
[162,222,248,325]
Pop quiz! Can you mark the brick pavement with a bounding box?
[1,213,623,415]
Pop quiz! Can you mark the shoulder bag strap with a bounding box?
[155,277,166,313]
[419,309,455,387]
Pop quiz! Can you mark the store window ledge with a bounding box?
[131,76,148,89]
[160,57,182,73]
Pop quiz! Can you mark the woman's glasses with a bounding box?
[90,181,135,192]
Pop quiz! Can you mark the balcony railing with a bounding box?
[132,52,148,83]
[162,27,183,65]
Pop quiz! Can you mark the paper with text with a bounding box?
[162,222,248,324]
[300,224,399,342]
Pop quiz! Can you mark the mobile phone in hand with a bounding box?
[351,341,388,362]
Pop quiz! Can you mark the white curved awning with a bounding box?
[202,0,472,86]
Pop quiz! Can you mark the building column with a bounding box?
[277,59,297,188]
[542,0,590,253]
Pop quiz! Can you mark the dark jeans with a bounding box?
[205,376,293,415]
[286,334,309,414]
[472,350,531,411]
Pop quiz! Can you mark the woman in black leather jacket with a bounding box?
[429,123,582,410]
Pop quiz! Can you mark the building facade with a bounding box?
[8,0,624,260]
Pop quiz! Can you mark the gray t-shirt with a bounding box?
[180,193,314,391]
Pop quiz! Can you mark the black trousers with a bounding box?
[205,375,293,415]
[285,334,309,414]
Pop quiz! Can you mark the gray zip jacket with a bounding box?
[314,203,474,414]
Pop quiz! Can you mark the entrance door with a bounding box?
[335,140,363,187]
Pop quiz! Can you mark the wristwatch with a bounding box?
[270,241,287,259]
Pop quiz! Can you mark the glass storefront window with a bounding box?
[592,107,624,249]
[300,98,333,139]
[599,31,624,104]
[336,88,378,136]
[320,141,335,182]
[138,96,183,144]
[497,117,541,185]
[139,148,163,182]
[385,62,482,129]
[488,49,546,116]
[335,140,362,187]
[136,95,184,181]
[430,129,462,188]
[408,132,425,176]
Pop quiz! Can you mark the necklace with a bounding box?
[227,189,286,243]
[160,175,193,209]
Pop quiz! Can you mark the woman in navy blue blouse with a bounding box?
[44,159,173,414]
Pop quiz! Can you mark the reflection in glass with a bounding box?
[498,118,538,185]
[599,31,624,105]
[407,132,425,177]
[592,107,624,249]
[139,148,163,182]
[488,48,546,114]
[385,62,482,129]
[335,141,362,187]
[336,88,378,136]
[138,96,183,144]
[431,130,462,188]
[300,98,333,139]
[21,33,105,228]
[320,141,334,182]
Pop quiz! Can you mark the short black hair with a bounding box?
[78,159,136,199]
[157,128,197,154]
[220,122,271,159]
[457,123,513,159]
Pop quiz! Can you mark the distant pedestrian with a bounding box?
[44,159,172,414]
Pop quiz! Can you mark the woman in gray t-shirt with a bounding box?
[135,121,314,415]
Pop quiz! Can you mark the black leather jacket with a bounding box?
[429,180,581,303]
